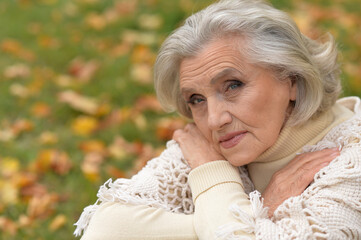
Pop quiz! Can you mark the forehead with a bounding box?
[179,37,247,86]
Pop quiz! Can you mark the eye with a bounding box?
[225,80,243,91]
[187,94,205,105]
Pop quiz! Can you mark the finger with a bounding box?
[285,147,339,171]
[290,151,339,191]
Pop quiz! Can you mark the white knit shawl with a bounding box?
[74,97,361,239]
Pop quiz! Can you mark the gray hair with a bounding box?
[154,0,341,126]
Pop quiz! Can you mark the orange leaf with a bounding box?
[106,166,127,179]
[134,95,163,112]
[0,217,17,236]
[31,102,51,118]
[27,194,58,219]
[156,118,187,141]
[79,140,106,154]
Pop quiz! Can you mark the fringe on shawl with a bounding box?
[73,178,166,236]
[74,140,193,236]
[215,191,268,240]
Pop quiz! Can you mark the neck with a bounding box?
[247,103,354,193]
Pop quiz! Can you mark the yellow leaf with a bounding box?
[0,157,20,177]
[49,214,67,231]
[71,116,98,136]
[0,180,19,205]
[34,149,72,175]
[131,63,153,84]
[81,152,104,182]
[138,14,163,30]
[38,131,58,145]
[10,83,31,98]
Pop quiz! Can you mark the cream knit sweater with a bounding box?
[75,97,361,239]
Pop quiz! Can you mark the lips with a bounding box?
[219,131,247,149]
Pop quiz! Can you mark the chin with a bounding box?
[226,154,253,167]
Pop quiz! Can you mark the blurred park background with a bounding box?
[0,0,360,239]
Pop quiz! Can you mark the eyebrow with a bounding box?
[180,67,244,96]
[210,67,244,85]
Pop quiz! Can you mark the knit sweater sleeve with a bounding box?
[188,161,256,240]
[212,115,361,239]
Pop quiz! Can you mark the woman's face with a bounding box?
[179,37,297,166]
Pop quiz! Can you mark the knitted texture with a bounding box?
[74,140,255,236]
[75,98,361,239]
[217,99,361,239]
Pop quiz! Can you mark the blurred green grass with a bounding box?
[0,0,360,239]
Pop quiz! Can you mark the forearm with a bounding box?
[189,161,255,240]
[81,202,197,240]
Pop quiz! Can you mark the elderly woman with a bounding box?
[75,0,361,239]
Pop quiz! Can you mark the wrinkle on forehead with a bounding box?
[179,37,249,86]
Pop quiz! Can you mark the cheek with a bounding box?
[193,117,213,142]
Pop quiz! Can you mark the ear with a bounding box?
[288,77,297,101]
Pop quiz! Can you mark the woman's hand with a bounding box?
[262,147,340,217]
[173,123,224,169]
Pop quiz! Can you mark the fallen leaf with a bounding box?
[106,165,127,179]
[3,63,31,79]
[85,13,107,30]
[0,216,17,236]
[12,119,34,136]
[27,193,58,219]
[0,157,20,178]
[33,149,72,175]
[31,102,51,118]
[122,30,158,46]
[18,214,32,228]
[138,14,163,30]
[49,214,66,231]
[156,118,187,141]
[81,152,104,182]
[38,131,58,145]
[131,45,156,64]
[10,83,31,98]
[71,116,98,136]
[0,180,18,205]
[68,58,99,83]
[97,108,131,131]
[1,39,35,61]
[108,136,138,159]
[79,140,106,154]
[58,90,99,115]
[134,95,163,112]
[131,63,153,84]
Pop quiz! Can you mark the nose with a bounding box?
[207,97,232,130]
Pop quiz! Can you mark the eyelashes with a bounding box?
[186,80,244,106]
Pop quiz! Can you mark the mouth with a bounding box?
[219,131,247,149]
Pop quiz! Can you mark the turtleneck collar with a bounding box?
[247,102,354,193]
